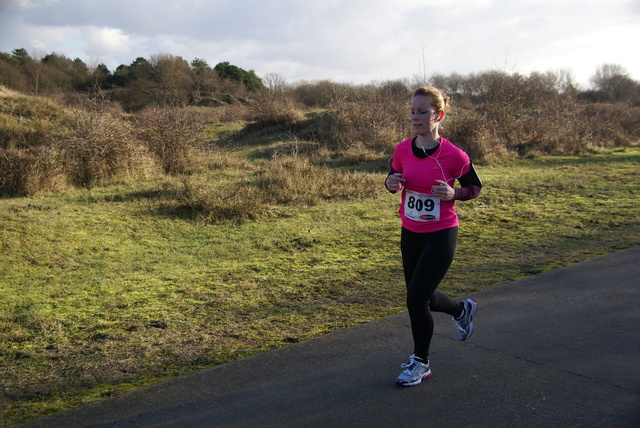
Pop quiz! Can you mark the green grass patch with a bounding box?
[1,148,639,426]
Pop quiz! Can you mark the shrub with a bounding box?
[248,92,305,127]
[59,98,157,187]
[579,103,640,147]
[0,145,66,196]
[170,175,268,224]
[169,150,381,224]
[134,106,206,174]
[322,87,408,153]
[291,80,348,108]
[257,153,380,205]
[445,108,508,162]
[491,98,640,156]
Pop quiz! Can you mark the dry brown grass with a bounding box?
[258,152,380,204]
[0,87,73,151]
[170,149,381,225]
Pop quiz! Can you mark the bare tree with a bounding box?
[263,73,287,94]
[590,64,637,102]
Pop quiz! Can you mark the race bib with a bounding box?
[404,190,440,222]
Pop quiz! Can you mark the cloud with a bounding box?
[81,27,130,56]
[0,0,638,86]
[1,0,56,10]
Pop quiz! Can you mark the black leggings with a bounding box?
[401,226,461,359]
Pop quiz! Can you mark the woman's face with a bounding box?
[410,95,441,137]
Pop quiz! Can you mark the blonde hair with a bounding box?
[412,86,451,114]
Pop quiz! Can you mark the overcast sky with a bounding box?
[1,0,639,88]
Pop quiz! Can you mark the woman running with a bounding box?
[385,86,483,386]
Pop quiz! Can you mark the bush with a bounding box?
[0,145,66,196]
[170,150,381,224]
[257,153,380,205]
[322,87,409,153]
[444,108,507,162]
[134,106,206,174]
[291,80,352,108]
[248,92,305,127]
[579,103,640,147]
[0,90,158,195]
[170,175,268,224]
[59,98,156,187]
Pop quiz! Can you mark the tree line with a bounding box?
[2,48,639,112]
[0,48,264,110]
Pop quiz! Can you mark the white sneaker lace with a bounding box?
[401,355,421,373]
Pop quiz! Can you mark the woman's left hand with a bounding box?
[432,180,455,201]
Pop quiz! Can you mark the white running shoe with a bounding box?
[454,298,477,341]
[396,354,432,386]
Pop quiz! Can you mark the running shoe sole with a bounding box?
[397,370,432,387]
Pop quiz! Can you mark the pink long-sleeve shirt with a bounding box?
[391,137,476,233]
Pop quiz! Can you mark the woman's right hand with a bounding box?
[386,173,405,193]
